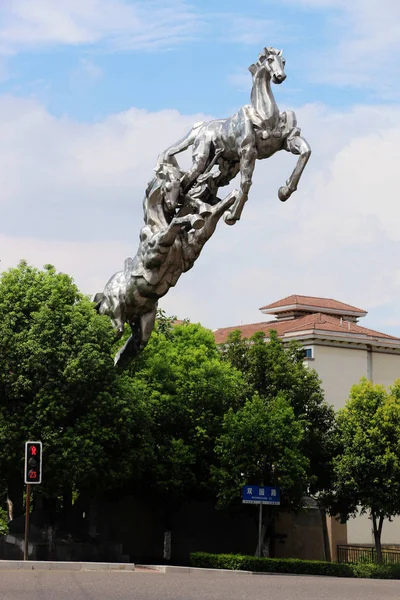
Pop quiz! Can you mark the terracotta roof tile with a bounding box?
[214,312,399,345]
[259,294,366,314]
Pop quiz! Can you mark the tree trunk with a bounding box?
[162,501,173,562]
[255,507,275,558]
[163,531,172,561]
[371,511,384,564]
[267,510,276,558]
[62,487,73,523]
[255,523,266,557]
[6,496,13,522]
[47,524,56,560]
[88,500,97,539]
[319,506,331,562]
[7,477,23,520]
[44,497,57,560]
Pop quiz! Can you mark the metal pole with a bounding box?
[257,502,263,558]
[24,484,31,561]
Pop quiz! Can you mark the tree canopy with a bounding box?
[329,378,400,562]
[220,330,336,497]
[0,262,337,560]
[214,393,309,509]
[0,261,150,500]
[125,316,248,506]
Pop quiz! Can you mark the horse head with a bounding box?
[249,47,286,84]
[154,157,183,213]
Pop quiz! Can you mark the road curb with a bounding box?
[0,561,329,577]
[136,565,328,577]
[0,560,135,571]
[137,565,253,575]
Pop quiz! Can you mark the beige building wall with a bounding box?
[309,344,368,410]
[347,512,400,546]
[326,516,347,561]
[372,352,400,387]
[306,343,400,547]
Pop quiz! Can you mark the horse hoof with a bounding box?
[192,216,205,230]
[224,212,237,226]
[278,186,291,202]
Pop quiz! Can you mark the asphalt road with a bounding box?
[0,570,399,600]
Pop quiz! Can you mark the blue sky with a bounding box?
[0,0,395,121]
[1,0,400,336]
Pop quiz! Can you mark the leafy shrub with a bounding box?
[352,562,400,579]
[190,552,400,579]
[0,507,8,536]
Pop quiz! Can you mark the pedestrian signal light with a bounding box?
[24,441,42,484]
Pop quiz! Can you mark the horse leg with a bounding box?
[191,190,237,242]
[144,214,205,271]
[112,316,125,339]
[139,306,158,349]
[183,190,237,267]
[114,315,145,371]
[224,145,257,225]
[157,214,205,246]
[181,136,212,193]
[159,122,204,162]
[278,130,311,202]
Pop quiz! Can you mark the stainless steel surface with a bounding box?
[96,47,311,369]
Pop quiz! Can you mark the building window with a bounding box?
[303,347,313,359]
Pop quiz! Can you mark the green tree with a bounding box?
[214,394,309,507]
[126,319,248,555]
[330,378,400,563]
[0,261,151,519]
[0,507,8,536]
[213,393,309,555]
[221,330,336,497]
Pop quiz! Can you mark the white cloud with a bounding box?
[0,0,201,54]
[79,57,103,81]
[283,0,400,90]
[0,235,131,298]
[1,95,400,336]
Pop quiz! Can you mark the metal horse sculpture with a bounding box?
[161,46,311,225]
[95,46,311,369]
[95,158,236,370]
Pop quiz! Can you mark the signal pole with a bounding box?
[24,484,31,561]
[24,441,42,561]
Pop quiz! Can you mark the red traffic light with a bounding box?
[24,441,42,485]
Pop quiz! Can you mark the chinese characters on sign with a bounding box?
[242,485,280,505]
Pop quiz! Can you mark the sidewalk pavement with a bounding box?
[0,561,283,576]
[0,561,255,575]
[0,560,136,571]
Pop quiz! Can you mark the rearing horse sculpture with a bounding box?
[96,46,312,370]
[161,47,311,225]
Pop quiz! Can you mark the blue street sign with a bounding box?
[242,485,280,505]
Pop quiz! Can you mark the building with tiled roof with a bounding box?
[214,295,400,555]
[259,294,367,320]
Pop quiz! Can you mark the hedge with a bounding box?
[189,552,400,579]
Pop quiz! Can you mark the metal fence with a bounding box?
[337,545,400,564]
